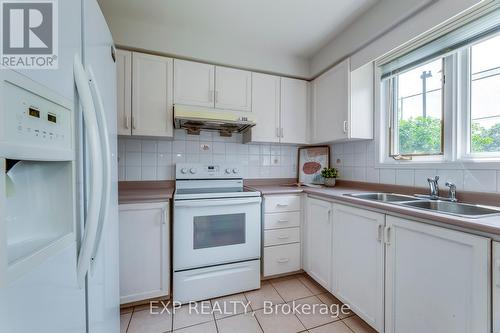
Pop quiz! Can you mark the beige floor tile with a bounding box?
[173,302,214,330]
[211,293,251,319]
[298,275,327,295]
[309,321,353,333]
[127,308,173,333]
[120,313,132,333]
[317,293,353,319]
[245,283,284,310]
[254,308,305,333]
[172,321,217,333]
[342,316,377,333]
[217,313,263,333]
[268,273,303,284]
[290,296,340,329]
[271,277,314,302]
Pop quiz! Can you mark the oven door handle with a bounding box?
[174,197,261,207]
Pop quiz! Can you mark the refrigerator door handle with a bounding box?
[87,67,112,273]
[74,54,104,288]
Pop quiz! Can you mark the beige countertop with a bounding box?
[246,184,500,237]
[118,181,174,204]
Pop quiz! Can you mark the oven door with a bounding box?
[173,196,261,271]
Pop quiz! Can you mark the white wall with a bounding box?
[311,0,483,75]
[331,141,500,193]
[103,15,310,79]
[118,130,298,181]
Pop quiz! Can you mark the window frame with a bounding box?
[458,31,500,161]
[380,54,455,165]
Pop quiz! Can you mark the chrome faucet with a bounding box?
[427,176,439,199]
[445,181,458,202]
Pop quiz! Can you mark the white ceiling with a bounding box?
[98,0,378,59]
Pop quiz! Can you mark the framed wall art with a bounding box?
[297,146,330,184]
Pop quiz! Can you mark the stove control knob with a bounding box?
[225,168,232,174]
[232,168,239,174]
[189,168,197,174]
[180,168,188,174]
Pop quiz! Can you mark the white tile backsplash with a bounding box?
[379,168,396,185]
[331,141,500,193]
[497,171,500,192]
[396,169,415,186]
[119,130,298,181]
[463,170,497,193]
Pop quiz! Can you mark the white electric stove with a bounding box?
[173,163,261,303]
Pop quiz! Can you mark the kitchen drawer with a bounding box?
[263,243,301,277]
[264,211,301,230]
[264,195,301,213]
[264,227,300,246]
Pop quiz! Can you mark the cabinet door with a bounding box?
[119,202,169,304]
[116,49,132,136]
[350,62,374,140]
[245,73,280,143]
[493,241,500,333]
[215,66,252,111]
[331,204,384,332]
[174,59,215,107]
[132,53,174,137]
[305,197,332,289]
[312,59,349,143]
[385,216,490,333]
[280,78,308,144]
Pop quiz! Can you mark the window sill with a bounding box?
[376,159,500,170]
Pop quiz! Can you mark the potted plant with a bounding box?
[321,167,338,187]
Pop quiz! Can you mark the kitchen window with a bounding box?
[388,58,445,158]
[379,7,500,165]
[467,33,500,156]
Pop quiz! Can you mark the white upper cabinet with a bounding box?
[244,73,280,143]
[132,53,174,137]
[312,59,349,143]
[350,62,374,140]
[385,216,490,333]
[312,58,373,143]
[116,49,132,136]
[280,77,309,144]
[331,204,385,333]
[304,197,332,289]
[215,66,252,111]
[174,59,215,107]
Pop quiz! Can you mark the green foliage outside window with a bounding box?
[397,116,500,155]
[398,116,442,155]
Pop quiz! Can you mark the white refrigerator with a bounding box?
[0,0,120,332]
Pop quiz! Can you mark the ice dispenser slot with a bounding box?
[5,159,73,265]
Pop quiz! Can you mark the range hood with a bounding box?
[174,104,256,137]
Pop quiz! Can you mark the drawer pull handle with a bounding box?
[277,219,289,223]
[276,204,289,207]
[277,258,289,263]
[277,235,289,239]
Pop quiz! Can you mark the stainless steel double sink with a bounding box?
[344,192,500,218]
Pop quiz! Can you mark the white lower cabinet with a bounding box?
[304,197,332,289]
[494,241,500,333]
[385,216,490,333]
[262,194,302,277]
[331,204,384,332]
[263,243,301,276]
[119,202,170,304]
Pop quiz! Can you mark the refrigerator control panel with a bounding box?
[0,70,73,160]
